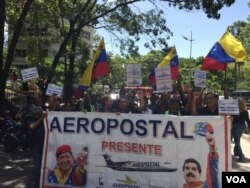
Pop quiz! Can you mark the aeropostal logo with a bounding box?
[112,175,140,188]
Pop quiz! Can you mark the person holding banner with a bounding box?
[191,92,219,115]
[148,93,159,112]
[165,98,183,116]
[17,93,37,126]
[79,93,96,112]
[47,145,88,186]
[153,92,171,114]
[133,96,152,114]
[47,94,60,111]
[28,106,45,188]
[182,87,203,116]
[100,95,113,112]
[133,89,152,114]
[114,96,135,113]
[183,123,219,188]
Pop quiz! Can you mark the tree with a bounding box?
[40,0,236,100]
[132,50,168,85]
[23,0,63,88]
[0,0,34,113]
[0,0,236,111]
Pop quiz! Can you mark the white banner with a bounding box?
[194,69,206,88]
[194,78,206,88]
[126,76,142,86]
[126,64,142,86]
[155,66,171,80]
[156,79,173,92]
[21,67,39,82]
[155,66,172,92]
[219,99,239,115]
[46,83,63,97]
[126,64,141,76]
[41,112,231,188]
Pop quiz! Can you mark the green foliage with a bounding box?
[166,0,235,19]
[139,50,165,85]
[104,49,240,95]
[95,0,235,55]
[1,0,239,104]
[230,21,250,54]
[105,54,127,89]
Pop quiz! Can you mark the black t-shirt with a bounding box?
[232,110,250,129]
[28,116,45,148]
[197,107,219,116]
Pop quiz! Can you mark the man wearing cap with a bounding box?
[47,145,88,186]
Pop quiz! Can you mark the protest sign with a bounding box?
[155,66,171,80]
[155,66,172,92]
[46,83,63,97]
[21,67,39,82]
[219,99,239,115]
[126,64,142,86]
[194,69,206,88]
[156,79,172,92]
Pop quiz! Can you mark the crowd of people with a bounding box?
[3,77,250,188]
[46,83,219,116]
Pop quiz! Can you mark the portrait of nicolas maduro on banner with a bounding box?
[41,112,230,188]
[188,122,220,188]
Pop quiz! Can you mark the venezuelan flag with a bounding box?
[201,31,247,71]
[78,38,109,90]
[148,66,157,85]
[148,46,179,85]
[78,59,94,90]
[92,38,110,80]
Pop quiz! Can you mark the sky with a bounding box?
[98,0,249,59]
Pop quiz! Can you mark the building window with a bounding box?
[15,49,26,57]
[17,64,29,70]
[26,27,47,36]
[83,31,91,40]
[27,28,34,36]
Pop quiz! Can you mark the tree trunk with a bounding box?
[42,0,141,102]
[0,0,5,115]
[42,28,74,102]
[0,0,5,73]
[0,0,34,112]
[64,32,79,101]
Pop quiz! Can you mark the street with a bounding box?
[0,145,33,188]
[0,134,249,188]
[231,133,250,172]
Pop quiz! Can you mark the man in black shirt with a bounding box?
[191,92,219,115]
[231,98,250,162]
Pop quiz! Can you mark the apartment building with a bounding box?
[11,25,94,69]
